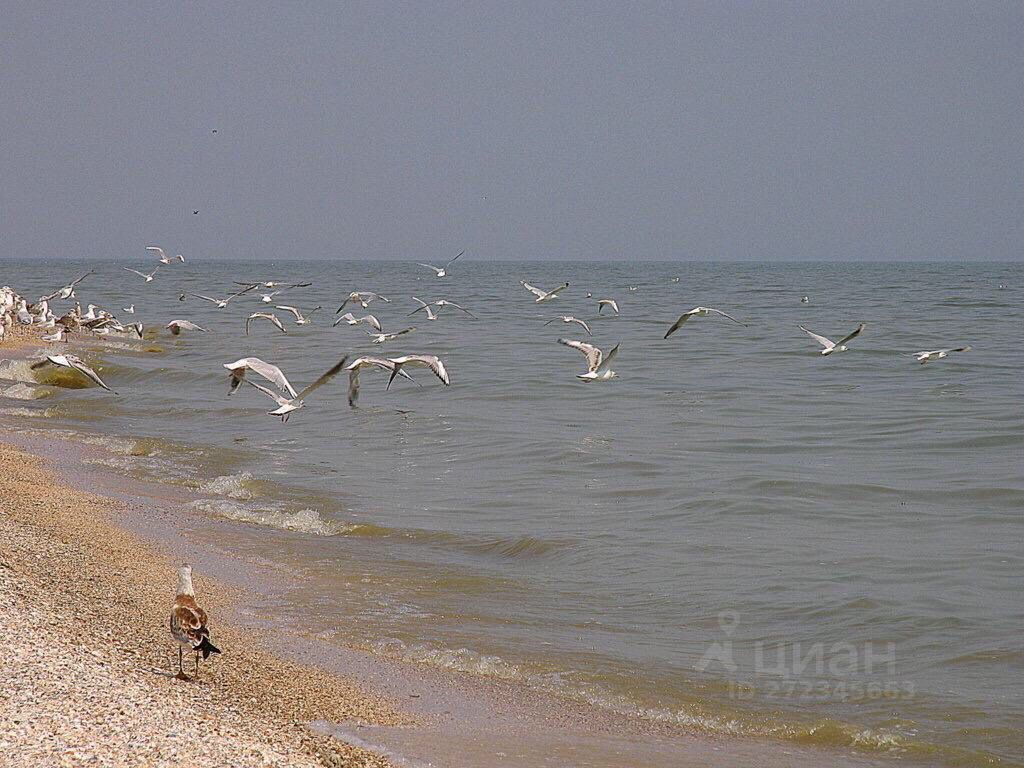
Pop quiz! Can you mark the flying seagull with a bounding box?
[800,323,866,355]
[333,312,382,330]
[543,316,592,335]
[147,246,185,264]
[913,346,971,364]
[39,270,94,302]
[242,356,349,421]
[664,307,746,339]
[345,356,418,407]
[386,355,450,390]
[409,297,476,319]
[558,339,620,381]
[170,564,220,681]
[368,327,415,344]
[223,357,298,398]
[246,312,287,335]
[123,266,161,283]
[276,305,321,325]
[336,292,391,312]
[30,354,116,392]
[521,281,569,303]
[166,320,208,336]
[417,250,465,278]
[597,299,619,315]
[188,285,257,308]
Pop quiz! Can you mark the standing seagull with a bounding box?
[223,357,297,397]
[169,564,220,681]
[521,281,569,303]
[30,354,116,392]
[123,266,161,283]
[799,323,866,356]
[417,250,465,278]
[913,346,971,364]
[664,307,746,339]
[241,356,349,421]
[543,316,592,335]
[597,299,620,315]
[558,339,620,381]
[166,320,208,336]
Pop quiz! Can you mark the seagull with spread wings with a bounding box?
[418,250,465,278]
[913,346,971,364]
[664,307,746,339]
[30,354,116,392]
[543,316,592,335]
[123,266,161,283]
[241,356,349,421]
[558,339,620,381]
[223,357,298,397]
[799,323,866,355]
[521,281,569,303]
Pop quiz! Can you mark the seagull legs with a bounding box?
[175,646,190,681]
[194,649,200,679]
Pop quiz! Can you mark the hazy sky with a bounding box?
[1,2,1021,262]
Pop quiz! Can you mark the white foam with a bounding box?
[198,472,255,499]
[189,498,343,536]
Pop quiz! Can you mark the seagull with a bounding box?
[276,305,321,325]
[368,327,415,344]
[242,356,349,421]
[169,564,220,681]
[799,323,866,356]
[386,355,451,390]
[246,312,287,335]
[41,327,68,343]
[123,305,135,314]
[671,277,680,283]
[597,299,619,315]
[558,339,619,381]
[801,296,810,304]
[913,346,971,364]
[336,292,391,312]
[147,246,185,264]
[233,281,312,290]
[260,290,282,304]
[664,307,746,339]
[123,266,161,283]
[417,250,465,278]
[543,316,592,335]
[188,285,256,308]
[333,312,382,330]
[522,281,569,303]
[38,271,94,302]
[166,320,208,336]
[409,298,476,319]
[30,354,116,392]
[223,357,298,397]
[345,356,418,407]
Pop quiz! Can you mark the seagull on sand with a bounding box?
[41,327,68,343]
[597,299,619,315]
[521,281,569,303]
[336,292,391,312]
[246,312,287,335]
[166,320,208,336]
[799,323,866,356]
[409,298,476,319]
[123,266,161,283]
[386,355,450,391]
[30,354,116,392]
[417,250,465,278]
[147,246,185,264]
[345,356,418,407]
[543,316,592,335]
[170,564,220,681]
[913,346,971,364]
[223,357,297,397]
[558,339,620,381]
[241,356,349,421]
[664,307,746,339]
[276,305,321,325]
[333,312,382,330]
[188,286,257,309]
[368,327,415,344]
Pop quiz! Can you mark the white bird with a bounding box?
[336,292,391,312]
[345,356,418,407]
[41,327,68,343]
[147,246,185,264]
[799,323,866,355]
[386,355,451,390]
[166,320,208,336]
[671,277,680,283]
[664,307,746,339]
[409,297,476,319]
[597,298,619,315]
[123,305,135,314]
[246,312,287,335]
[417,250,465,278]
[801,296,810,304]
[913,346,971,364]
[368,327,415,344]
[234,280,312,290]
[169,564,220,681]
[558,339,619,381]
[522,281,569,303]
[30,354,115,392]
[188,285,256,309]
[223,357,298,398]
[260,291,282,304]
[543,316,592,335]
[333,312,382,330]
[276,305,321,325]
[123,266,161,283]
[39,271,94,301]
[242,356,349,421]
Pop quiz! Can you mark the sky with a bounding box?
[1,1,1021,262]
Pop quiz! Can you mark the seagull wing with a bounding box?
[596,343,620,373]
[445,250,466,268]
[522,282,545,298]
[146,246,166,260]
[242,378,290,407]
[190,294,222,304]
[799,326,835,349]
[571,318,593,335]
[67,357,114,392]
[244,358,298,397]
[558,338,602,372]
[295,357,350,401]
[275,305,302,321]
[835,323,866,348]
[122,267,148,279]
[390,355,450,385]
[418,264,442,274]
[69,270,94,287]
[664,311,696,339]
[706,308,746,326]
[445,301,476,318]
[546,283,570,298]
[363,314,382,331]
[409,297,429,316]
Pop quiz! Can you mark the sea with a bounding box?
[1,258,1022,766]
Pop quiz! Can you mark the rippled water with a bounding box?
[2,259,1022,765]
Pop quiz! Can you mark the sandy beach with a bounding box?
[0,436,408,767]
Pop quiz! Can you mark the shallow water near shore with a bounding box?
[2,259,1023,766]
